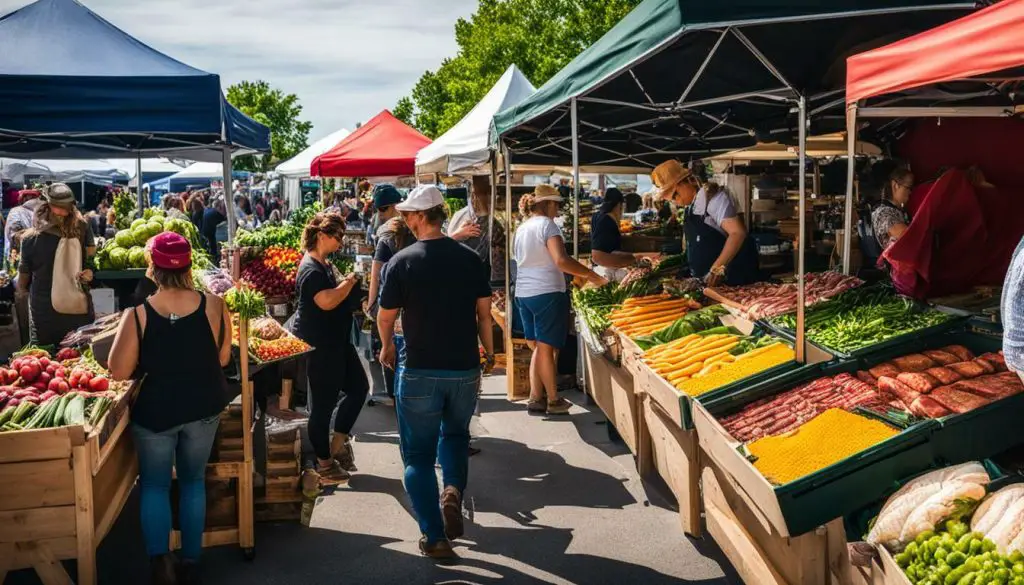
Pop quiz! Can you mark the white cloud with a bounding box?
[0,0,477,141]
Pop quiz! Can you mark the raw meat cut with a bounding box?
[910,396,952,418]
[897,372,939,394]
[948,361,987,378]
[891,354,937,373]
[923,350,960,365]
[929,386,991,413]
[924,367,962,385]
[869,363,902,379]
[942,345,975,362]
[972,358,996,374]
[878,376,921,406]
[978,352,1008,372]
[856,371,878,385]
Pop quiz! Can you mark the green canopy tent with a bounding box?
[491,0,977,362]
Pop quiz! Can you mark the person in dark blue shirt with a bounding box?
[590,188,638,282]
[201,199,226,261]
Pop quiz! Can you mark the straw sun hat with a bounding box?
[532,183,562,203]
[651,160,695,198]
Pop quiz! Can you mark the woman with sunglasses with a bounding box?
[288,210,367,485]
[651,160,760,286]
[871,168,915,251]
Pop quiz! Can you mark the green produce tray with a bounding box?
[94,269,147,280]
[761,313,968,361]
[702,360,941,537]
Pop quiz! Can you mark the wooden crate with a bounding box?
[636,396,701,537]
[507,337,531,401]
[0,398,137,585]
[701,460,833,585]
[583,349,640,454]
[256,429,302,523]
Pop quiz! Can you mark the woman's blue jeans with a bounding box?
[132,416,220,560]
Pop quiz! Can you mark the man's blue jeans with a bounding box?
[396,368,479,543]
[132,416,220,561]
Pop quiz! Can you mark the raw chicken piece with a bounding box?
[877,463,988,520]
[867,482,943,548]
[898,481,987,545]
[987,498,1024,554]
[971,485,1024,535]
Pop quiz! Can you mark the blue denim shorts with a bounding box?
[516,292,569,349]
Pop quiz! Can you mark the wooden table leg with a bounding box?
[18,542,73,585]
[279,379,293,411]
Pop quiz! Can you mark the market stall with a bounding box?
[275,128,352,209]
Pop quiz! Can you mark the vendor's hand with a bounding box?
[587,273,610,288]
[450,223,481,241]
[380,343,396,370]
[704,271,722,287]
[77,269,93,284]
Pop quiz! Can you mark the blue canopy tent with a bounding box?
[0,0,269,240]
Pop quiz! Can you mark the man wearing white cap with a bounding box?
[377,184,494,562]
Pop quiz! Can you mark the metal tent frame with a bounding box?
[493,1,980,365]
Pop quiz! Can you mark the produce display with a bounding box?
[59,312,122,348]
[112,190,137,230]
[234,202,321,252]
[770,285,955,354]
[718,346,1020,442]
[0,347,123,433]
[224,286,267,320]
[95,209,211,271]
[634,304,728,349]
[864,462,1024,585]
[708,271,863,320]
[607,294,702,337]
[571,280,650,335]
[444,198,466,218]
[644,331,795,398]
[201,268,236,296]
[747,408,899,485]
[240,245,301,298]
[232,315,311,363]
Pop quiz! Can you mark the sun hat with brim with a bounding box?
[44,183,76,209]
[651,160,694,198]
[532,184,563,203]
[148,232,192,270]
[395,184,444,212]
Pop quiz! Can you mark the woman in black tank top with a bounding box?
[108,232,232,585]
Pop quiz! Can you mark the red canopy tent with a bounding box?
[310,110,431,177]
[846,0,1024,105]
[841,0,1024,296]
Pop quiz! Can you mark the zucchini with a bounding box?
[64,395,86,426]
[25,399,57,430]
[42,398,60,428]
[12,401,36,425]
[88,397,111,427]
[0,405,15,426]
[53,394,71,427]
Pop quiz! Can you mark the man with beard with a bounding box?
[17,184,96,345]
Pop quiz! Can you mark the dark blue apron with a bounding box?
[683,193,760,286]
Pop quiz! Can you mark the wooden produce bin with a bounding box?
[702,459,837,585]
[0,395,137,585]
[871,546,911,585]
[636,395,702,537]
[583,348,640,455]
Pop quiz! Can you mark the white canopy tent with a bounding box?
[120,158,190,187]
[275,127,351,208]
[415,64,536,176]
[0,158,130,186]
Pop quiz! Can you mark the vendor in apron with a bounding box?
[590,187,640,282]
[652,160,759,286]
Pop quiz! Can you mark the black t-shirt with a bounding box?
[590,213,622,254]
[289,255,357,349]
[374,237,397,264]
[379,238,490,371]
[201,208,225,257]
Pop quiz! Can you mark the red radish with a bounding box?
[56,367,66,379]
[19,362,39,382]
[89,377,110,392]
[5,370,17,384]
[7,398,20,408]
[45,364,56,376]
[48,379,70,394]
[32,381,47,391]
[38,357,50,368]
[12,389,34,399]
[37,372,51,386]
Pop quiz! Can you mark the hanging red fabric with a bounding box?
[847,0,1024,104]
[310,110,431,178]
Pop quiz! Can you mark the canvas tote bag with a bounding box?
[51,236,89,314]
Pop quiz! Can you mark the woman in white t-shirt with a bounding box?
[513,184,607,416]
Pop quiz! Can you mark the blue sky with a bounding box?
[0,0,478,142]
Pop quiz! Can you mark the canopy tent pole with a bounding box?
[502,144,514,393]
[136,155,144,210]
[80,179,85,206]
[489,156,497,270]
[571,97,581,259]
[223,145,237,246]
[796,96,807,364]
[842,104,858,274]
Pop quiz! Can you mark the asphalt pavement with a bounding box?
[7,374,740,585]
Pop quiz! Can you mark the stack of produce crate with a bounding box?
[256,428,303,522]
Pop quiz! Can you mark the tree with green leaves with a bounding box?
[396,0,641,138]
[226,80,313,172]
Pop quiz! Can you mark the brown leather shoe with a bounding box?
[334,440,357,473]
[418,537,458,563]
[440,486,464,540]
[526,398,546,413]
